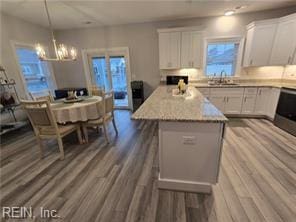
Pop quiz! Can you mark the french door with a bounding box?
[88,48,131,109]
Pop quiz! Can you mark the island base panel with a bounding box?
[158,121,225,193]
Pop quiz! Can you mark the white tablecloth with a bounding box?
[51,96,102,123]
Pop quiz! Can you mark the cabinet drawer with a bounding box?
[197,87,210,95]
[211,88,244,95]
[244,87,258,95]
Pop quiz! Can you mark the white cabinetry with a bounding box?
[243,20,278,67]
[266,88,280,119]
[181,31,202,68]
[210,88,244,114]
[159,32,181,69]
[254,87,272,115]
[241,88,257,114]
[270,14,296,65]
[198,86,279,119]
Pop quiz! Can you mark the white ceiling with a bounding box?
[1,0,296,30]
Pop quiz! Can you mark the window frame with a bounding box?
[202,36,245,78]
[11,41,57,98]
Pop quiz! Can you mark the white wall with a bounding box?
[0,13,52,122]
[54,6,296,96]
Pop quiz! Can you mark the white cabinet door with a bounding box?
[170,32,181,69]
[181,31,202,68]
[270,16,296,65]
[243,23,277,67]
[254,88,271,115]
[159,32,181,69]
[241,96,257,114]
[225,96,243,114]
[266,88,280,119]
[159,32,170,69]
[209,96,225,113]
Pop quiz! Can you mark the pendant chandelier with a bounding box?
[35,0,77,61]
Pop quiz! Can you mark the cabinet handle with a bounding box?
[288,56,291,64]
[244,97,247,103]
[191,61,194,67]
[250,59,253,65]
[259,89,261,95]
[223,97,226,102]
[227,97,229,102]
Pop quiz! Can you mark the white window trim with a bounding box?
[10,40,57,98]
[81,47,133,110]
[202,36,245,78]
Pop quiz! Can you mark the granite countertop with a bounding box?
[189,82,296,89]
[131,85,227,122]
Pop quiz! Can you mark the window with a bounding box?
[205,41,240,77]
[15,46,56,94]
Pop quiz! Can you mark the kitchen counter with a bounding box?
[132,85,226,193]
[189,82,296,89]
[131,85,227,122]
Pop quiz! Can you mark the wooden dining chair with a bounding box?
[90,86,104,97]
[82,91,118,143]
[21,99,83,160]
[29,90,54,102]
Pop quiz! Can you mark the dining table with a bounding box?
[51,96,102,123]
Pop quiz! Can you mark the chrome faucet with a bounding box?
[219,70,226,84]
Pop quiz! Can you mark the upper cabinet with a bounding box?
[270,14,296,66]
[243,20,278,67]
[158,27,203,69]
[243,13,296,67]
[181,31,202,68]
[159,32,181,69]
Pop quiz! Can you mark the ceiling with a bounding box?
[1,0,296,30]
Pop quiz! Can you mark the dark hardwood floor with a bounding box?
[1,110,296,222]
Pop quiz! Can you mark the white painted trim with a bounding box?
[81,47,133,109]
[158,174,212,193]
[10,40,57,98]
[202,36,245,78]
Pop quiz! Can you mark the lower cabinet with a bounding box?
[241,95,257,114]
[209,96,225,112]
[224,95,243,114]
[254,88,271,115]
[198,86,280,119]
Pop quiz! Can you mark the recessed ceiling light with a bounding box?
[224,10,235,16]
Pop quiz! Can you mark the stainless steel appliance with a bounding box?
[166,75,188,85]
[274,87,296,136]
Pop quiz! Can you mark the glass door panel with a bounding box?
[109,56,128,108]
[91,56,111,91]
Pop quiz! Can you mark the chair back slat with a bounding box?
[104,93,114,114]
[21,99,58,132]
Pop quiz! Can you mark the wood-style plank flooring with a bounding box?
[1,110,296,221]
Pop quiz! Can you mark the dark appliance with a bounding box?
[274,87,296,136]
[166,75,188,85]
[131,81,144,112]
[55,88,88,99]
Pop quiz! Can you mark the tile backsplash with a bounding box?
[160,65,296,82]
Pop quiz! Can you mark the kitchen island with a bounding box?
[132,85,227,193]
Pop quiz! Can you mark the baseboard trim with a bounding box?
[158,175,212,193]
